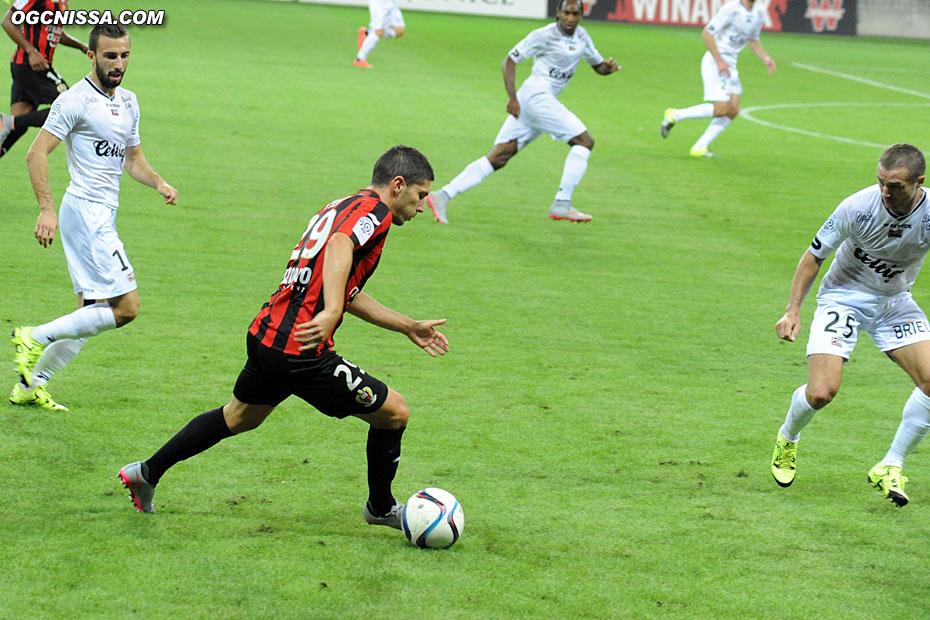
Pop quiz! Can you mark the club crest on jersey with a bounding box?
[356,386,377,407]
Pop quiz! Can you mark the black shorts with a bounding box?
[10,63,68,108]
[233,333,389,419]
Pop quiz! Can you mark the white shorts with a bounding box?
[493,89,586,150]
[807,290,930,359]
[701,51,741,101]
[369,0,403,31]
[59,192,137,300]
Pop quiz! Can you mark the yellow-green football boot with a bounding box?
[9,382,68,411]
[660,107,676,138]
[771,431,798,487]
[868,463,909,507]
[10,326,45,386]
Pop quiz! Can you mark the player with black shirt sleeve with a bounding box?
[119,145,448,531]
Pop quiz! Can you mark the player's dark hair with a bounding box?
[557,0,582,12]
[89,24,129,52]
[880,143,926,182]
[371,145,434,186]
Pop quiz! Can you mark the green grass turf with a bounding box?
[2,0,930,617]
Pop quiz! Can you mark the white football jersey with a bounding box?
[705,0,764,66]
[507,23,604,98]
[43,76,141,208]
[811,185,930,297]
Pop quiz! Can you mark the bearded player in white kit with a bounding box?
[659,0,775,157]
[426,0,618,223]
[10,23,178,411]
[771,144,928,506]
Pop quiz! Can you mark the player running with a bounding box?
[10,24,178,411]
[119,146,447,530]
[659,0,775,158]
[426,0,619,223]
[353,0,406,69]
[771,143,928,507]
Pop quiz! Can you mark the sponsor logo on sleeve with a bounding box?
[353,214,377,245]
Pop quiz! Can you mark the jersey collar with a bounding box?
[83,76,116,101]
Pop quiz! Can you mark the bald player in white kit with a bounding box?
[10,23,178,411]
[426,0,619,223]
[659,0,775,157]
[770,143,928,507]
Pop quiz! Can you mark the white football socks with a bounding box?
[692,116,732,152]
[357,32,380,61]
[779,384,817,443]
[673,103,714,121]
[30,338,87,387]
[30,302,117,344]
[882,387,930,468]
[555,145,591,202]
[442,156,494,200]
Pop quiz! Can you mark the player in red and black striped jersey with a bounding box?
[1,0,88,158]
[119,146,448,530]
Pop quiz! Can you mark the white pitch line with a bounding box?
[793,63,930,100]
[741,102,930,149]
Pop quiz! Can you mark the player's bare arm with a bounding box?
[2,8,48,70]
[701,28,729,77]
[746,40,775,75]
[776,250,824,342]
[59,30,89,55]
[124,145,178,205]
[347,292,449,357]
[294,232,354,351]
[25,129,62,248]
[593,58,619,75]
[502,56,520,118]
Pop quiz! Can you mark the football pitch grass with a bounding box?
[2,1,929,617]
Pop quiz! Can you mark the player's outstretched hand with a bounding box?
[775,312,800,342]
[603,58,620,73]
[295,309,341,351]
[763,56,776,75]
[158,182,179,205]
[35,209,58,248]
[407,318,449,357]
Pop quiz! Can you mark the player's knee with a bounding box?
[806,384,838,409]
[728,108,740,120]
[393,27,405,37]
[113,302,139,326]
[374,28,385,37]
[488,154,508,170]
[387,397,409,428]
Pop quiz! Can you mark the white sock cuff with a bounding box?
[910,387,930,409]
[477,156,494,175]
[794,384,814,410]
[568,145,591,160]
[712,116,733,128]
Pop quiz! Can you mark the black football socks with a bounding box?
[366,426,406,516]
[144,407,234,485]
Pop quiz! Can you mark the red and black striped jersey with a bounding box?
[249,189,393,357]
[10,0,68,65]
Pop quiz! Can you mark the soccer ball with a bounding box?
[402,488,464,549]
